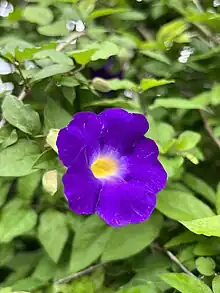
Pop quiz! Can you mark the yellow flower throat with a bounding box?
[91,157,118,179]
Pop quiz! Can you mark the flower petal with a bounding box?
[68,112,102,162]
[57,112,102,167]
[96,179,156,227]
[63,150,101,214]
[99,108,149,154]
[125,138,167,194]
[57,126,84,167]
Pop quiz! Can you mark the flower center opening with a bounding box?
[91,156,118,179]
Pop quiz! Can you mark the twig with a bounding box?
[0,31,86,129]
[199,109,220,149]
[137,24,153,41]
[54,263,105,285]
[166,250,195,277]
[192,0,203,12]
[151,243,195,277]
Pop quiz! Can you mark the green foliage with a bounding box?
[2,95,41,135]
[0,199,37,243]
[102,212,163,262]
[0,0,220,292]
[0,139,41,176]
[23,6,53,25]
[181,215,220,237]
[157,190,214,221]
[161,273,212,293]
[195,257,215,276]
[38,209,69,262]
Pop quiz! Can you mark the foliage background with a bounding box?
[0,0,220,292]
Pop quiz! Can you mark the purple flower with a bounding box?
[90,57,123,80]
[57,108,167,227]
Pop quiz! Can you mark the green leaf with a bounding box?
[2,95,41,135]
[165,231,201,249]
[0,139,41,177]
[140,78,174,92]
[0,129,18,150]
[116,11,146,21]
[175,131,201,151]
[44,98,71,129]
[23,6,53,25]
[38,209,68,262]
[132,251,171,272]
[184,173,216,205]
[102,212,163,262]
[32,64,74,82]
[141,50,171,65]
[117,285,160,293]
[0,243,14,266]
[34,50,73,66]
[85,98,140,111]
[32,254,56,281]
[196,257,215,276]
[107,79,137,90]
[213,275,220,293]
[33,149,58,170]
[0,288,12,293]
[38,20,68,36]
[88,8,126,20]
[161,273,212,293]
[194,238,220,256]
[0,199,37,243]
[17,171,41,201]
[70,215,112,272]
[150,98,204,110]
[70,48,97,65]
[181,215,220,237]
[130,258,170,291]
[12,277,46,291]
[186,12,220,31]
[0,180,11,207]
[159,156,184,178]
[91,42,119,61]
[157,190,214,221]
[216,183,220,214]
[15,43,56,62]
[157,19,189,44]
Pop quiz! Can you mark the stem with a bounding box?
[0,31,86,129]
[199,109,220,149]
[166,250,195,277]
[54,263,105,285]
[152,243,196,277]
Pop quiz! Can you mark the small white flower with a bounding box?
[0,58,15,75]
[178,46,194,64]
[213,0,220,7]
[24,60,35,70]
[66,20,76,32]
[0,1,14,17]
[124,89,133,99]
[75,20,85,32]
[66,19,85,33]
[0,0,8,8]
[0,82,14,93]
[178,56,188,64]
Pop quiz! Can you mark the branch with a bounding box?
[0,31,86,129]
[152,243,195,277]
[199,109,220,149]
[54,263,105,285]
[165,250,195,277]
